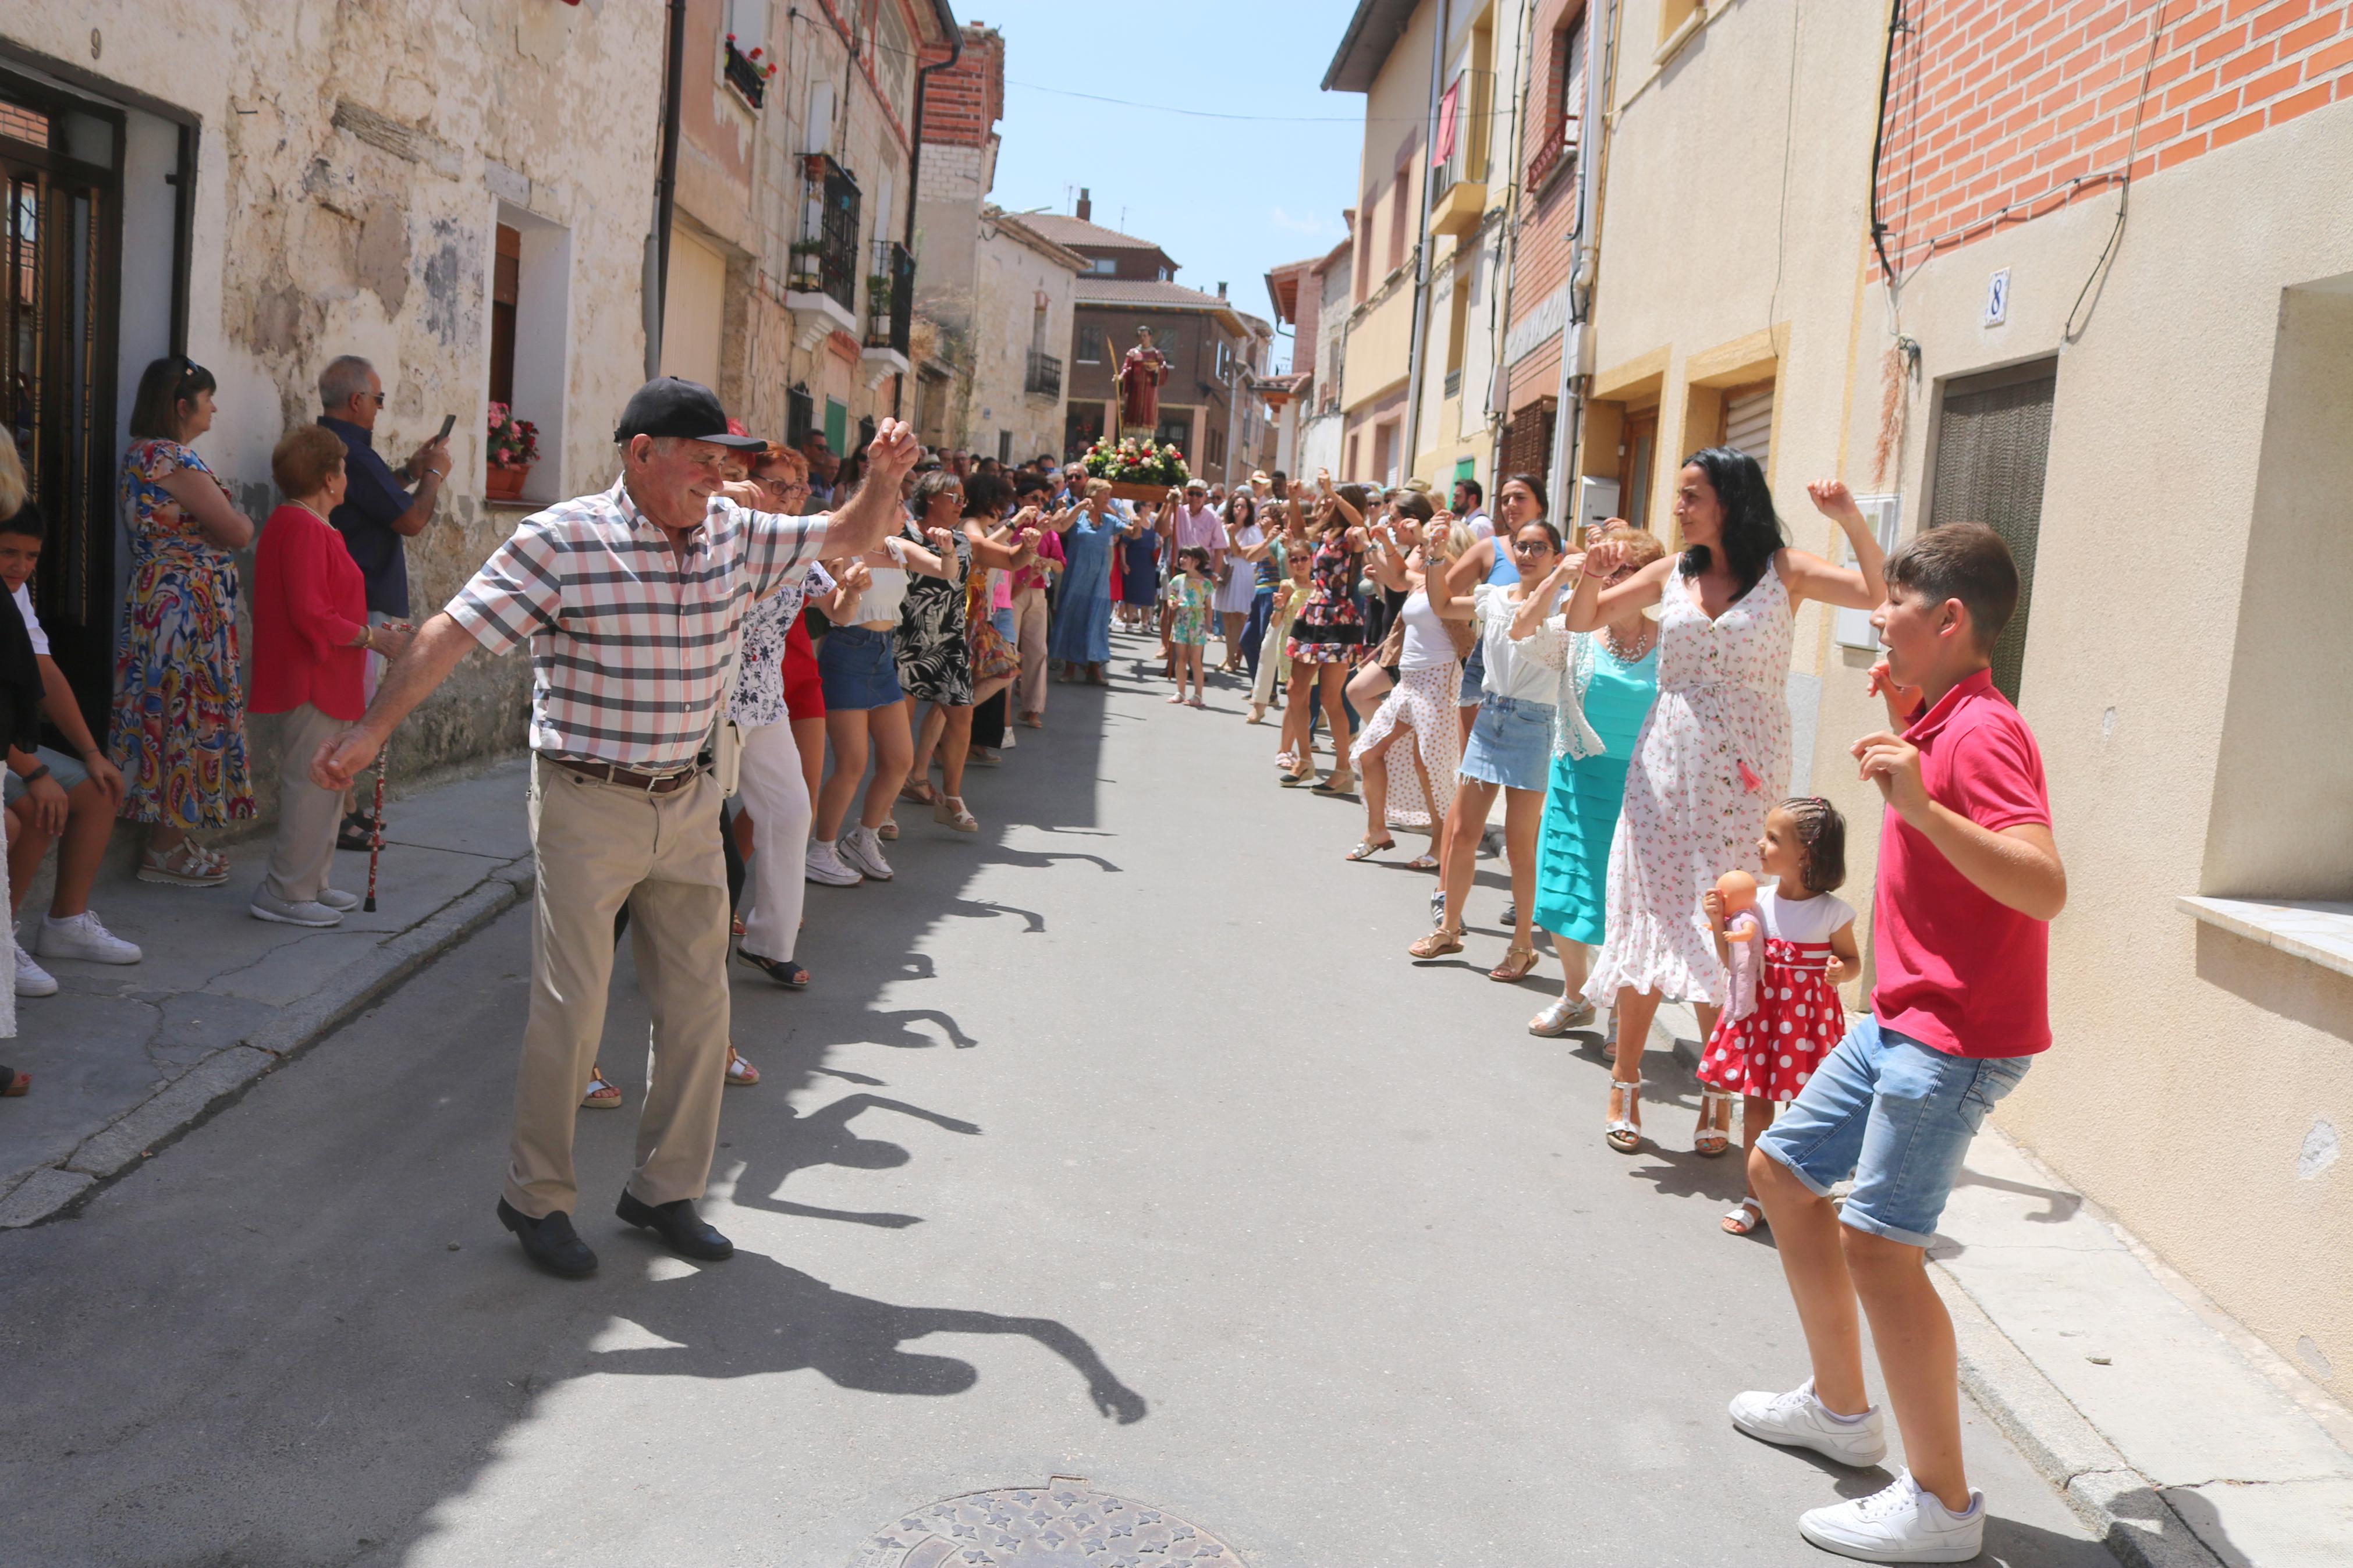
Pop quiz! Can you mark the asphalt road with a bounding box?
[0,628,2111,1567]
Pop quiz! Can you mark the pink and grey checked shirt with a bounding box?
[446,476,824,769]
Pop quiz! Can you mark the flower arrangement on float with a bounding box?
[1077,435,1191,488]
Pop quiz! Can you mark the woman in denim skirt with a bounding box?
[1411,517,1571,981]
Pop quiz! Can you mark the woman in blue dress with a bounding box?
[1048,478,1126,684]
[1514,524,1668,1036]
[1117,503,1162,632]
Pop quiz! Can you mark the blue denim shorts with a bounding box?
[1459,640,1488,705]
[1759,1014,2032,1248]
[1458,692,1555,792]
[816,624,903,712]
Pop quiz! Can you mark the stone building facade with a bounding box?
[966,209,1083,467]
[0,0,669,817]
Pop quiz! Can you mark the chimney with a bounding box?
[1076,188,1091,221]
[1217,281,1228,298]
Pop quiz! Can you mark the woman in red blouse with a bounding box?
[249,426,411,927]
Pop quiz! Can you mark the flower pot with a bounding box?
[487,464,530,500]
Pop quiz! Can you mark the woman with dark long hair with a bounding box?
[1212,488,1264,674]
[1277,472,1367,789]
[110,357,258,885]
[1561,453,1889,1153]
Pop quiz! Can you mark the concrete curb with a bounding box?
[0,859,534,1230]
[1651,1016,2223,1568]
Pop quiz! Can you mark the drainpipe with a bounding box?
[1549,0,1615,539]
[645,0,686,380]
[901,16,965,420]
[1489,0,1541,488]
[1400,0,1450,483]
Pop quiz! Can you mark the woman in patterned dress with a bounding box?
[109,357,257,886]
[899,472,1034,834]
[1277,472,1368,788]
[1561,453,1890,1152]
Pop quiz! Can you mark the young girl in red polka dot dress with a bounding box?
[1700,798,1861,1236]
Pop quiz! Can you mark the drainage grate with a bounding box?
[850,1478,1243,1567]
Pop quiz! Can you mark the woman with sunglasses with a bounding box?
[1408,515,1573,979]
[110,357,257,886]
[899,472,1035,834]
[1511,524,1668,1036]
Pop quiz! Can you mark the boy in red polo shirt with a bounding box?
[1729,522,2067,1563]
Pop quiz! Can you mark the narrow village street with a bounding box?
[0,642,2111,1568]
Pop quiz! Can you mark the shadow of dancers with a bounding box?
[733,1092,982,1228]
[593,1251,1149,1423]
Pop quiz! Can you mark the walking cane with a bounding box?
[363,741,388,913]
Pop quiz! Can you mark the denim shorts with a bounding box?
[1458,693,1555,792]
[816,624,903,712]
[1459,640,1488,705]
[990,606,1016,641]
[2,745,88,805]
[1759,1014,2032,1248]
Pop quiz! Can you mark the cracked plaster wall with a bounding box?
[5,1,663,824]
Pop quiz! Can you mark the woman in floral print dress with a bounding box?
[109,358,258,886]
[1560,453,1891,1153]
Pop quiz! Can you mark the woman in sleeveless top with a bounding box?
[1561,453,1891,1153]
[110,357,258,886]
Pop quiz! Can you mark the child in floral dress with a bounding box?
[1165,546,1212,708]
[1698,797,1859,1236]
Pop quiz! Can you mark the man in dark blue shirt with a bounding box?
[316,354,451,622]
[316,354,449,843]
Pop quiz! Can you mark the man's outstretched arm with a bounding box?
[310,613,479,790]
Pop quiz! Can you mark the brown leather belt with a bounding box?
[550,757,705,795]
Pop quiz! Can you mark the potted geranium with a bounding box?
[485,402,539,500]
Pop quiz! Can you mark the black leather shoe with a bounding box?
[496,1199,597,1278]
[616,1191,734,1261]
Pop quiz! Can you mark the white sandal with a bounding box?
[1722,1198,1766,1235]
[934,795,978,833]
[1528,995,1595,1037]
[1606,1076,1643,1153]
[1695,1087,1734,1158]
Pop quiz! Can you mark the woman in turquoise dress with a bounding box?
[1518,526,1666,1035]
[1048,479,1125,683]
[109,358,258,886]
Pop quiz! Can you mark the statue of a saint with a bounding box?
[1115,326,1169,433]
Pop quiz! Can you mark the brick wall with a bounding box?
[919,24,1003,150]
[1876,0,2353,275]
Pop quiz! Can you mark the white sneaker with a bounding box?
[315,887,362,912]
[37,910,143,965]
[803,840,863,887]
[1729,1378,1888,1466]
[837,826,893,881]
[12,942,58,997]
[1799,1470,1985,1563]
[249,889,344,927]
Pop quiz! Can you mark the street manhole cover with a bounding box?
[850,1477,1243,1567]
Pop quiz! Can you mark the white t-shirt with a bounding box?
[1397,588,1454,671]
[11,584,48,657]
[1755,887,1857,945]
[1472,581,1564,703]
[1465,509,1493,541]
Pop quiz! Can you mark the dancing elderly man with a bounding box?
[313,379,921,1278]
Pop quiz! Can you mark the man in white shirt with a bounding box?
[1454,477,1490,541]
[1,507,141,997]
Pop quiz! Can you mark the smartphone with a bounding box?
[435,413,456,443]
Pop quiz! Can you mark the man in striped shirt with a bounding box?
[313,379,920,1278]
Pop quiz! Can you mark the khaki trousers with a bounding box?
[506,755,732,1218]
[264,703,349,904]
[1012,586,1052,717]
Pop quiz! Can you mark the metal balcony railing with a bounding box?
[865,239,913,353]
[1025,349,1062,398]
[789,154,861,313]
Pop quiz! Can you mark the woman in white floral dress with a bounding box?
[1561,452,1891,1153]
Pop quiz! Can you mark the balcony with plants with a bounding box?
[785,154,862,349]
[859,237,914,384]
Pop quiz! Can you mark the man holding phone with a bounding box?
[317,353,449,842]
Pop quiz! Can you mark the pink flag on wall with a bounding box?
[1432,82,1458,166]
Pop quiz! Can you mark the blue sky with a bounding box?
[971,0,1372,373]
